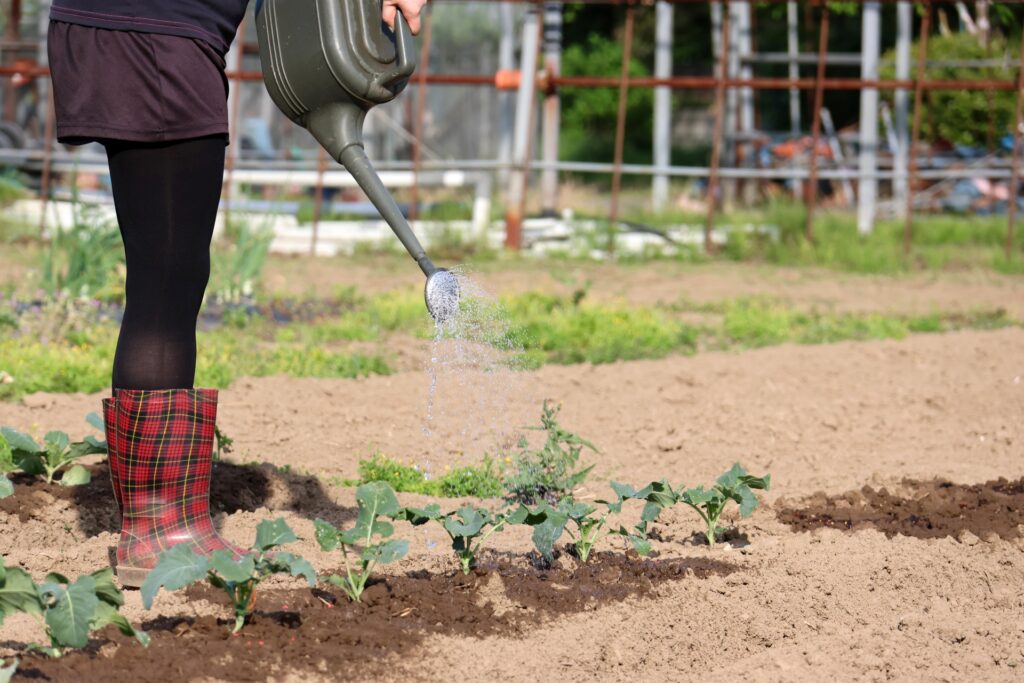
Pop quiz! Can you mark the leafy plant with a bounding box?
[0,558,148,657]
[402,503,532,574]
[39,204,125,301]
[314,482,408,602]
[214,425,234,461]
[0,435,14,499]
[503,401,596,505]
[141,518,316,633]
[353,454,503,498]
[0,415,105,486]
[679,464,771,547]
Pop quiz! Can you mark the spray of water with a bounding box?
[420,266,535,467]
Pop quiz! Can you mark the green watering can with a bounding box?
[255,0,459,323]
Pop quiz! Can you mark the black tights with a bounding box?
[105,135,226,390]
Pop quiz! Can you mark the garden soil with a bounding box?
[2,323,1024,680]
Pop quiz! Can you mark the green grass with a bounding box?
[347,453,504,498]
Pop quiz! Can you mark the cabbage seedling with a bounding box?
[1,417,105,486]
[0,558,148,657]
[314,481,409,602]
[141,518,316,633]
[679,463,771,547]
[402,504,532,574]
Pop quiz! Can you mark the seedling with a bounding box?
[1,413,106,486]
[679,463,771,547]
[0,557,148,657]
[403,503,532,574]
[503,400,597,505]
[314,481,408,602]
[141,518,316,633]
[0,435,14,499]
[214,426,234,461]
[529,481,677,563]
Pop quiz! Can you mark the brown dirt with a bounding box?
[2,264,1024,682]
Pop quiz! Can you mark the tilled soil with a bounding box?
[2,326,1023,681]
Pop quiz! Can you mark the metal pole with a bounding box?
[904,2,931,255]
[497,2,517,187]
[804,3,829,243]
[722,2,739,205]
[857,1,881,234]
[735,1,755,204]
[705,0,730,253]
[1006,28,1024,260]
[893,0,911,215]
[609,3,635,234]
[652,0,674,212]
[505,5,541,249]
[540,2,562,215]
[786,1,800,136]
[410,7,433,223]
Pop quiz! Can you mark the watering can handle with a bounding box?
[376,8,416,87]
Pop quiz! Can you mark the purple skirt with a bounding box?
[47,21,229,144]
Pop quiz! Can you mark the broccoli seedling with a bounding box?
[402,504,532,574]
[1,414,106,486]
[314,482,409,602]
[0,557,148,657]
[141,518,316,633]
[679,463,771,547]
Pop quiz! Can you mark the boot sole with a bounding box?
[116,565,150,588]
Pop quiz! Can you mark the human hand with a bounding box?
[382,0,426,35]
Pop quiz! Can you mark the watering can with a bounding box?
[255,0,459,322]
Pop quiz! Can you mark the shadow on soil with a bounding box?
[15,552,736,682]
[776,478,1024,541]
[0,460,356,536]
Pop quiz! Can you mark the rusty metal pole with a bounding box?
[410,7,433,223]
[38,85,55,237]
[223,17,246,232]
[506,4,542,250]
[608,2,635,251]
[311,147,327,257]
[513,14,545,247]
[1006,28,1024,260]
[803,2,829,244]
[704,0,730,253]
[904,2,930,256]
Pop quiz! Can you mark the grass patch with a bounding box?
[349,453,504,498]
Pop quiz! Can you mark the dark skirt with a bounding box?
[47,20,230,145]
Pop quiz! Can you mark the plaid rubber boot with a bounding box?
[102,397,123,516]
[113,388,244,587]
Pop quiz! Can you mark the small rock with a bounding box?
[958,530,980,546]
[656,429,686,452]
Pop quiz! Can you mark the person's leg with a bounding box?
[103,135,242,586]
[105,135,225,390]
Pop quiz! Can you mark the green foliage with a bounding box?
[141,518,315,633]
[353,454,503,498]
[208,222,274,304]
[214,426,234,462]
[882,32,1019,146]
[503,401,596,505]
[0,416,104,485]
[0,558,148,657]
[39,207,124,301]
[314,482,408,601]
[680,464,771,547]
[402,503,531,574]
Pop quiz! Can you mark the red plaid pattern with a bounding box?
[102,397,123,516]
[113,388,243,572]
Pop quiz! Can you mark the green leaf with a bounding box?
[254,518,297,551]
[14,453,45,477]
[640,500,664,524]
[45,575,99,649]
[0,427,42,455]
[400,504,440,525]
[267,552,317,586]
[368,539,408,565]
[313,519,340,551]
[370,520,394,538]
[716,463,747,490]
[91,601,149,647]
[0,566,42,623]
[682,486,716,507]
[209,551,255,583]
[140,545,210,609]
[531,508,569,562]
[444,507,487,538]
[0,478,11,499]
[59,465,91,487]
[0,657,18,683]
[68,437,106,459]
[0,438,15,475]
[741,472,771,491]
[88,568,123,608]
[85,412,105,432]
[737,486,759,517]
[356,481,402,519]
[626,534,652,556]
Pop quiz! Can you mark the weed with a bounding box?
[214,426,234,461]
[354,454,503,498]
[314,482,408,601]
[503,401,596,505]
[0,557,148,657]
[141,519,316,633]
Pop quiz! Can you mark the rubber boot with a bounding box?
[102,397,123,516]
[112,388,243,587]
